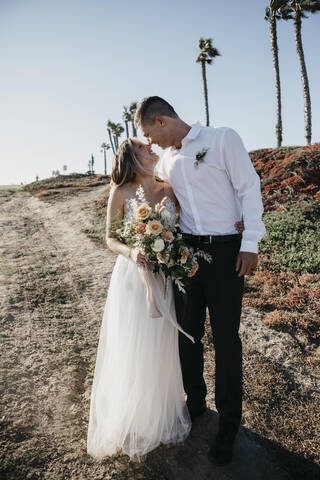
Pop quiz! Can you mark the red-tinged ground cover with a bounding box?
[243,264,320,345]
[246,144,320,343]
[249,143,320,211]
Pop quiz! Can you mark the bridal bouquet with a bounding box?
[112,185,212,293]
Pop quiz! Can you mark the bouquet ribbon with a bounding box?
[138,265,195,343]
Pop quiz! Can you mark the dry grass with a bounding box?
[242,349,320,479]
[23,174,110,201]
[244,268,320,343]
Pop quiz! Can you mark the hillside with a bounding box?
[23,173,110,201]
[22,146,320,344]
[1,147,319,479]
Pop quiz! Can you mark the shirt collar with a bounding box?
[181,122,202,144]
[169,122,202,153]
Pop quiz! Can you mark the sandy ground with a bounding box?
[1,186,319,479]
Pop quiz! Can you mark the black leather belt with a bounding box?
[182,233,242,244]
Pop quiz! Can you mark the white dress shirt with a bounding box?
[156,122,266,254]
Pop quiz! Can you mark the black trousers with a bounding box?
[173,235,244,433]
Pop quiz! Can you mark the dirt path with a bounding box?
[0,187,317,479]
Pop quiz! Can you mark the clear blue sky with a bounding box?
[1,0,319,184]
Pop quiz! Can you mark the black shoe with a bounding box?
[207,423,237,465]
[189,402,207,422]
[208,444,233,465]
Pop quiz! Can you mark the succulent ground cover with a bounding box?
[244,145,320,345]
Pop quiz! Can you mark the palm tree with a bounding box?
[107,120,116,154]
[196,37,221,126]
[107,121,124,150]
[129,102,137,136]
[265,0,291,147]
[113,123,124,149]
[123,106,131,139]
[101,142,111,175]
[90,154,95,174]
[287,0,320,144]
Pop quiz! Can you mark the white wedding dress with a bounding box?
[87,195,192,462]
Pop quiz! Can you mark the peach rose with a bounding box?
[135,203,152,220]
[135,222,146,234]
[146,220,163,235]
[187,262,199,277]
[162,230,174,242]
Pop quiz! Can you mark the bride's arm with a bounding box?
[106,186,147,266]
[106,186,130,256]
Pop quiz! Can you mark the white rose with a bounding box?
[160,209,171,223]
[152,238,165,253]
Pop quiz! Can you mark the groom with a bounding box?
[134,96,266,465]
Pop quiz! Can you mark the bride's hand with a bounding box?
[235,220,245,233]
[130,248,148,268]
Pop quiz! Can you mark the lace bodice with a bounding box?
[124,196,177,228]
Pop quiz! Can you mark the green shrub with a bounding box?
[259,199,320,274]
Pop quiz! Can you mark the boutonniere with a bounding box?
[194,148,209,168]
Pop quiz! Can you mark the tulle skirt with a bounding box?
[87,254,192,462]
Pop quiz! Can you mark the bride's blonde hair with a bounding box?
[111,138,163,187]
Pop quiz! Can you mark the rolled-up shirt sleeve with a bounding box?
[221,128,266,254]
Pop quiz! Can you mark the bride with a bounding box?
[87,137,194,462]
[86,137,244,462]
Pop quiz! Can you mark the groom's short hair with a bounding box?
[134,96,178,128]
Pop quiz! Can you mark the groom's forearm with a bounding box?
[239,177,266,254]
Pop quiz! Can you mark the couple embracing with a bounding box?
[87,96,266,466]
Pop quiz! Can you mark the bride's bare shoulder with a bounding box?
[109,183,132,199]
[108,184,129,206]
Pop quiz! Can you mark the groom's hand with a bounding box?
[235,252,258,277]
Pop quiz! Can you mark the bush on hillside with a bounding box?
[259,199,320,274]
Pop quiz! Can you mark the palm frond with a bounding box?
[288,0,320,16]
[196,37,221,63]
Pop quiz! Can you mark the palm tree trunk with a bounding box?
[125,121,129,139]
[113,135,118,150]
[103,149,107,175]
[131,121,137,137]
[107,128,115,154]
[294,11,312,145]
[270,16,282,148]
[201,60,210,126]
